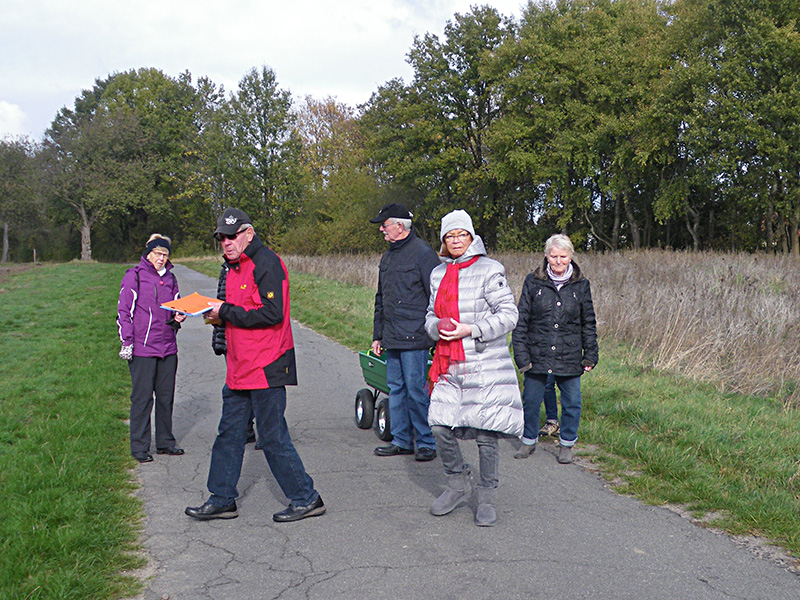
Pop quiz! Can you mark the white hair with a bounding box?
[544,233,574,258]
[388,217,411,231]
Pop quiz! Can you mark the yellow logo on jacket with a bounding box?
[267,291,275,299]
[240,284,247,290]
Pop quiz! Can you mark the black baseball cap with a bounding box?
[369,203,414,223]
[214,208,251,236]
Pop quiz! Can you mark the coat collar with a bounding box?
[225,233,265,268]
[137,255,173,275]
[533,258,584,284]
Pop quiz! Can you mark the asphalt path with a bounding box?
[132,264,800,600]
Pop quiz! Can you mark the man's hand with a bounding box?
[207,301,223,321]
[371,340,382,356]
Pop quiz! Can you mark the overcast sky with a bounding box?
[1,0,526,141]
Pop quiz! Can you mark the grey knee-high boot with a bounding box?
[474,487,497,527]
[430,469,472,516]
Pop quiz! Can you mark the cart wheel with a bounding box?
[376,398,393,442]
[354,388,375,429]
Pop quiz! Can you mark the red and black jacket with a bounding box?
[218,235,297,389]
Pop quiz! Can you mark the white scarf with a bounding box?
[546,263,573,290]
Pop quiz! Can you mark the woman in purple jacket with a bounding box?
[117,234,187,463]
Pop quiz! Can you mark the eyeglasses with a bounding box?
[444,232,471,242]
[215,229,247,242]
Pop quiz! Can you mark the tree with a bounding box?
[284,96,383,253]
[361,6,515,245]
[226,66,305,243]
[41,68,201,260]
[491,0,668,250]
[0,137,38,262]
[644,0,800,254]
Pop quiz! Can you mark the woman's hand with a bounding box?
[174,312,187,323]
[119,344,133,361]
[438,320,472,341]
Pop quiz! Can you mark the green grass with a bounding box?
[580,344,800,552]
[0,263,143,600]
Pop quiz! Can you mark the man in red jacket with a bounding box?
[185,208,325,523]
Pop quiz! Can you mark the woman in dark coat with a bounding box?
[511,234,598,464]
[117,234,186,463]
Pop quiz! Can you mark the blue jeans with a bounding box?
[385,349,435,451]
[543,373,557,421]
[206,385,318,507]
[521,373,582,447]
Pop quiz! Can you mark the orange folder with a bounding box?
[160,292,219,316]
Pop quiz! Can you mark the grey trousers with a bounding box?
[432,426,499,489]
[128,354,178,454]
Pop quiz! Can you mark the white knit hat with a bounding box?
[439,209,476,242]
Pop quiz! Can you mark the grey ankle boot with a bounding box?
[430,469,472,516]
[558,444,573,464]
[514,443,536,459]
[475,487,497,527]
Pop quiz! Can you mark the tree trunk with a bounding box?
[622,192,641,249]
[79,205,92,261]
[1,221,8,263]
[611,193,621,250]
[685,207,700,251]
[778,213,788,254]
[708,207,715,249]
[791,205,800,260]
[765,203,774,252]
[665,218,672,249]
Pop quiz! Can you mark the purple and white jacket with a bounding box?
[117,256,181,358]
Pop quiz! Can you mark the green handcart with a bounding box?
[354,350,393,441]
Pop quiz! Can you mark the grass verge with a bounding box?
[0,263,144,599]
[580,344,800,557]
[185,258,800,560]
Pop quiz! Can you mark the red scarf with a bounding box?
[428,255,480,389]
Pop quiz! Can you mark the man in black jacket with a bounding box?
[370,203,440,461]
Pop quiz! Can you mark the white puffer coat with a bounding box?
[424,236,523,438]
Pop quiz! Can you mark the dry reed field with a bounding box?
[283,250,800,405]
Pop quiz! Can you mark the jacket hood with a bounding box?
[441,235,487,265]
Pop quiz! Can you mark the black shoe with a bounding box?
[185,500,238,520]
[156,446,185,455]
[133,453,153,463]
[272,496,326,523]
[254,440,263,450]
[246,429,256,444]
[415,447,437,462]
[374,444,414,457]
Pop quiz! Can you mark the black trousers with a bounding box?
[128,354,178,454]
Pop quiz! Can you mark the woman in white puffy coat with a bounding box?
[424,209,523,527]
